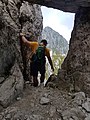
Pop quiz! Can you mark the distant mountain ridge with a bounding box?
[41,26,69,55]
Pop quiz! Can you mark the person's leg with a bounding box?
[33,76,38,87]
[40,64,46,83]
[30,61,38,87]
[40,73,45,83]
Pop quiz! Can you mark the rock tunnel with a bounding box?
[0,0,90,108]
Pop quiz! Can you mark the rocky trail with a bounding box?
[0,82,71,120]
[0,80,90,120]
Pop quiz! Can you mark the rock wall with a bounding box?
[58,7,90,96]
[0,0,43,108]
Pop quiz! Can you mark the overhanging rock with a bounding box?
[23,0,90,13]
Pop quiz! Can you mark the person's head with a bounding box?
[40,39,48,46]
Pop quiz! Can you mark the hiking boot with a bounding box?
[33,77,38,87]
[33,83,38,87]
[25,81,30,84]
[40,75,45,83]
[41,80,44,83]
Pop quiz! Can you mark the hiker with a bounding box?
[20,33,54,87]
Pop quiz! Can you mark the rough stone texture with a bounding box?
[39,97,50,105]
[0,0,24,108]
[0,62,24,108]
[1,0,90,117]
[62,107,86,120]
[20,2,43,37]
[24,0,90,13]
[20,2,43,81]
[0,0,43,108]
[0,0,21,76]
[0,86,90,120]
[58,7,90,96]
[0,0,22,109]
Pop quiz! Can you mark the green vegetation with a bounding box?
[45,51,65,80]
[52,52,65,74]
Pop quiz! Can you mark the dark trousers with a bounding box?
[30,61,46,86]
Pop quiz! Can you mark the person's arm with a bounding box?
[47,56,54,71]
[20,33,31,47]
[46,49,54,71]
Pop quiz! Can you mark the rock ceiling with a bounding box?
[24,0,90,13]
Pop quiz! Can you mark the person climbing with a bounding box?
[20,33,54,87]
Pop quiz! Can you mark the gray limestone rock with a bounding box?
[39,97,50,105]
[0,0,43,108]
[0,62,24,107]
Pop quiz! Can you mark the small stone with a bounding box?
[5,113,11,119]
[82,101,90,112]
[39,97,50,105]
[16,97,21,101]
[49,106,56,117]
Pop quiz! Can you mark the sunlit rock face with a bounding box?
[24,0,90,13]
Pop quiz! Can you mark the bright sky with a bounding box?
[41,6,75,43]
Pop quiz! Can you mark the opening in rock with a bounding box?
[41,6,75,79]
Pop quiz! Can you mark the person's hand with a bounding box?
[51,67,54,72]
[20,33,24,37]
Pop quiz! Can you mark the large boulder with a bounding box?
[0,62,24,108]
